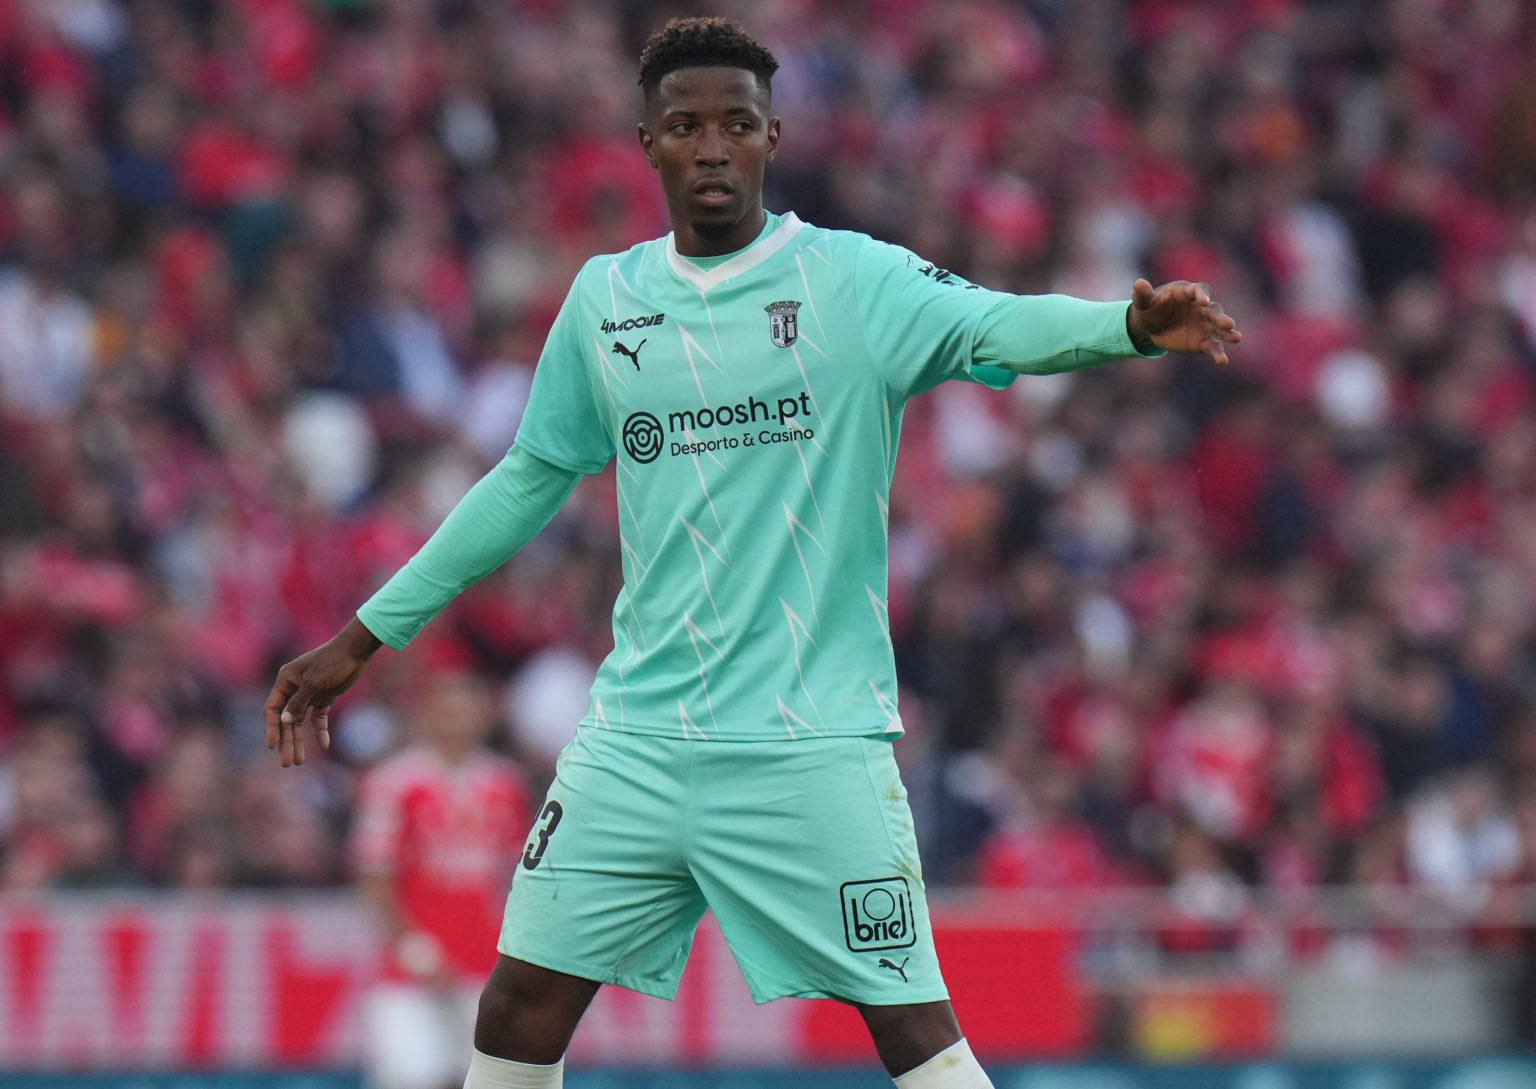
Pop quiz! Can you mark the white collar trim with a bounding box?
[664,212,804,293]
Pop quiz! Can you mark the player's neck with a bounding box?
[672,205,768,259]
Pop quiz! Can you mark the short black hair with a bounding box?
[637,17,779,101]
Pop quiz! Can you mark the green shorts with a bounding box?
[499,726,947,1006]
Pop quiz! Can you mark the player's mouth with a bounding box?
[693,178,734,208]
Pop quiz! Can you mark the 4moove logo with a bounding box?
[841,877,916,952]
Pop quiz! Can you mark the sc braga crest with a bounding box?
[765,300,802,347]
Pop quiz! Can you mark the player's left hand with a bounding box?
[263,616,381,767]
[1127,278,1243,364]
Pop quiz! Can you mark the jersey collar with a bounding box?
[664,212,804,293]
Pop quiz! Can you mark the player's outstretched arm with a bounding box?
[264,615,383,767]
[1126,278,1243,364]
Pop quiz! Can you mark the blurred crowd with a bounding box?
[2,0,1536,958]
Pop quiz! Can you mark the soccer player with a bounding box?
[264,17,1242,1089]
[350,669,531,1089]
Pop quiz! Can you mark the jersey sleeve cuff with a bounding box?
[355,599,419,653]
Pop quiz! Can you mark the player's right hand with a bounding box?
[263,616,383,766]
[1127,278,1242,364]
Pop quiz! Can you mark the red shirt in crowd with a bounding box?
[349,745,531,983]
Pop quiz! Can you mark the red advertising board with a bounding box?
[0,897,375,1069]
[0,893,1270,1069]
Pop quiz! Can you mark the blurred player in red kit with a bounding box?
[349,669,531,1089]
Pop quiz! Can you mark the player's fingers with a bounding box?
[314,706,331,752]
[1132,278,1155,308]
[265,670,299,752]
[278,705,297,766]
[278,675,317,767]
[283,679,318,731]
[1205,334,1230,365]
[278,712,295,767]
[1206,303,1240,336]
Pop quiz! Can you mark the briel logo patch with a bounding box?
[841,877,916,952]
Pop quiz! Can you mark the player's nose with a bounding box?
[694,130,729,165]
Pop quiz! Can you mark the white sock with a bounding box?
[892,1038,994,1089]
[463,1048,563,1089]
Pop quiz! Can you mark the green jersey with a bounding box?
[510,212,1145,741]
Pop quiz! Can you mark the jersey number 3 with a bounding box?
[522,800,564,870]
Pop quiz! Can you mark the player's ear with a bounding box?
[765,117,780,163]
[638,123,658,168]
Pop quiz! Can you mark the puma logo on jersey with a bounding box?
[878,957,909,982]
[612,339,646,370]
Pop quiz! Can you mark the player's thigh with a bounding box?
[689,735,946,1005]
[364,984,463,1089]
[500,727,708,999]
